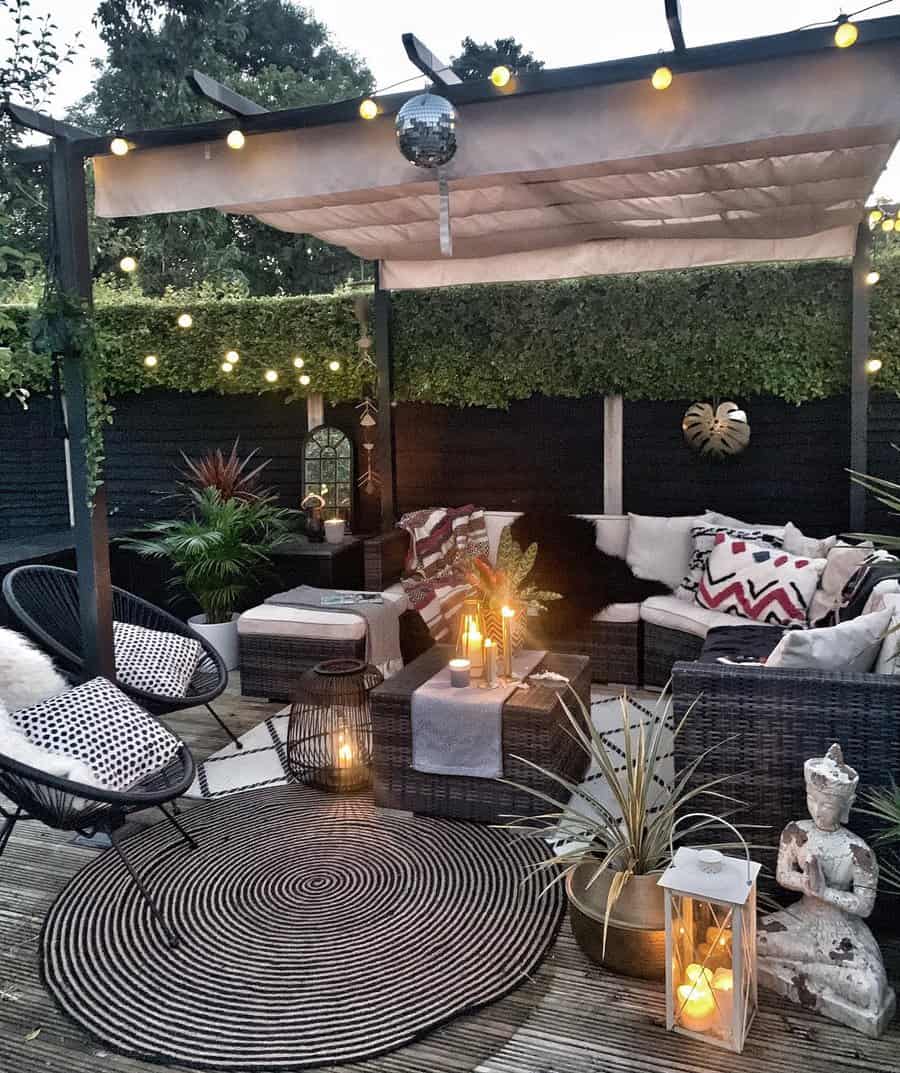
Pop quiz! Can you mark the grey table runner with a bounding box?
[265,585,402,671]
[411,650,546,778]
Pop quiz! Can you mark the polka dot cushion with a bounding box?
[113,621,203,699]
[9,677,181,791]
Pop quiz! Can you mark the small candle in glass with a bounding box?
[500,605,516,677]
[449,658,471,687]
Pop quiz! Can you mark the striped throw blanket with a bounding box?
[399,506,489,641]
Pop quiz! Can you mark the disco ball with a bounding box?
[395,92,457,168]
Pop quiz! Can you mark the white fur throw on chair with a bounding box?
[0,627,68,712]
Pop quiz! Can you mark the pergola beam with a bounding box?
[665,0,687,52]
[1,100,96,141]
[186,70,268,116]
[401,33,462,87]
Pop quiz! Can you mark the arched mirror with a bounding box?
[302,426,354,524]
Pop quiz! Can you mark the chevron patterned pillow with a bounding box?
[696,533,826,626]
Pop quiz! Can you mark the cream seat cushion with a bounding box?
[592,602,640,624]
[639,594,748,638]
[238,589,408,642]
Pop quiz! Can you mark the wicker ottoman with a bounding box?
[238,591,406,700]
[370,646,591,822]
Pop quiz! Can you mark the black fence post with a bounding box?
[849,222,871,533]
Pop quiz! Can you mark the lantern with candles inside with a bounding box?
[658,814,761,1053]
[287,659,383,792]
[456,597,486,677]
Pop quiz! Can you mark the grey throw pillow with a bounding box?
[765,610,892,673]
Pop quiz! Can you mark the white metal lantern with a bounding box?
[658,815,761,1053]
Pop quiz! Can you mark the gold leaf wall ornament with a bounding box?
[682,401,750,458]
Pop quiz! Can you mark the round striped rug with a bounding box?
[42,785,563,1070]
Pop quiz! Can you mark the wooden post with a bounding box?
[374,264,396,531]
[850,223,871,532]
[49,140,115,678]
[603,395,624,514]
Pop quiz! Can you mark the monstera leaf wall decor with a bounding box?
[682,401,750,458]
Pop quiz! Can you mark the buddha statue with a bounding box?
[758,743,896,1037]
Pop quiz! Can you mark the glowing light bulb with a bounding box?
[292,356,305,369]
[225,350,240,363]
[869,209,884,228]
[359,98,378,120]
[264,369,278,383]
[299,373,311,386]
[651,65,673,91]
[143,354,158,368]
[866,271,881,286]
[110,137,129,156]
[221,361,234,373]
[866,357,883,374]
[119,255,137,273]
[177,312,193,329]
[490,65,511,88]
[834,18,858,48]
[328,360,341,372]
[226,129,245,150]
[883,218,896,233]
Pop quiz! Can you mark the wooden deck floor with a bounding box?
[1,678,898,1073]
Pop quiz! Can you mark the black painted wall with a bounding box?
[623,396,852,537]
[0,396,70,540]
[394,397,605,515]
[865,391,900,541]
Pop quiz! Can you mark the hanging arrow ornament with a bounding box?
[395,92,457,257]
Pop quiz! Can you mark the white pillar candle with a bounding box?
[324,518,345,543]
[484,638,497,686]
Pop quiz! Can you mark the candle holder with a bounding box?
[658,815,761,1053]
[455,597,486,676]
[500,605,516,678]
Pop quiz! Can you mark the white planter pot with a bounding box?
[189,613,240,671]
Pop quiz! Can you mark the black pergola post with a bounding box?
[49,139,115,678]
[373,263,396,532]
[850,222,872,532]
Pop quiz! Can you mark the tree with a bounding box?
[74,0,374,296]
[0,0,83,291]
[451,36,544,81]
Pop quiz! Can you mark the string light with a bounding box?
[651,65,673,90]
[834,16,858,48]
[264,369,278,383]
[225,350,240,363]
[143,354,158,368]
[119,255,137,273]
[866,357,883,374]
[883,218,896,233]
[226,129,245,150]
[869,208,884,228]
[221,361,234,373]
[359,98,378,120]
[110,136,130,156]
[490,65,511,87]
[177,312,193,328]
[293,357,305,369]
[299,373,311,386]
[328,360,341,372]
[866,271,881,285]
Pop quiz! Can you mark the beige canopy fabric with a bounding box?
[94,42,900,288]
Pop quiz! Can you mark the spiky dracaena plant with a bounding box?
[501,689,745,952]
[465,525,562,614]
[848,449,900,549]
[177,439,274,504]
[858,780,900,893]
[122,488,294,623]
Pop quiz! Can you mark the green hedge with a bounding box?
[2,254,899,407]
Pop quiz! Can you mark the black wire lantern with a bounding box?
[287,659,383,792]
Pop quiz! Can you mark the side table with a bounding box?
[270,534,365,590]
[369,645,591,822]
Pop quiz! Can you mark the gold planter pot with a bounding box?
[566,863,667,981]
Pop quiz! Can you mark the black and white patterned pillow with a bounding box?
[113,621,203,699]
[9,677,181,791]
[675,525,785,602]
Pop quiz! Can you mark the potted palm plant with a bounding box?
[503,690,740,980]
[122,488,294,669]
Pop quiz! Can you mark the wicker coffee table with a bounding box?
[369,646,591,822]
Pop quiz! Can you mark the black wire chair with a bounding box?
[0,740,196,948]
[2,565,241,748]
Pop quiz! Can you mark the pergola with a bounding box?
[4,8,900,677]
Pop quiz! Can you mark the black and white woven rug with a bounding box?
[41,785,564,1070]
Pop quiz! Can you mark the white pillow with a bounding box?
[703,510,786,539]
[114,621,203,699]
[765,610,892,672]
[696,534,825,626]
[874,594,900,675]
[808,542,874,624]
[626,514,698,589]
[8,677,181,791]
[783,522,838,560]
[0,627,68,713]
[677,523,785,603]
